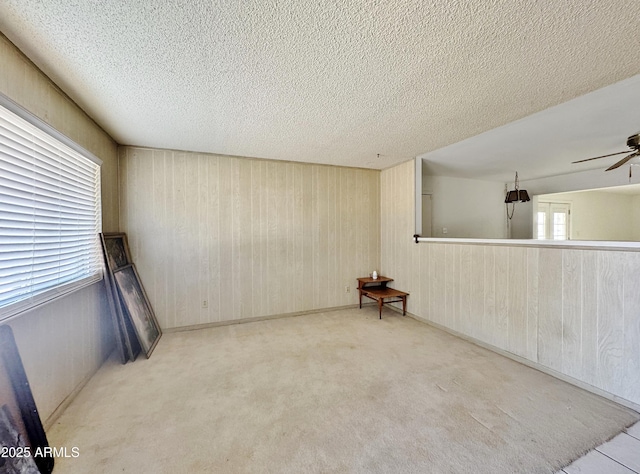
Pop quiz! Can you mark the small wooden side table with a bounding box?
[357,276,409,319]
[357,276,393,306]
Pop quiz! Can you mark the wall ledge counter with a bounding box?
[415,237,640,251]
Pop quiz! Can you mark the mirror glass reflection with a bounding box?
[534,184,640,242]
[417,158,640,242]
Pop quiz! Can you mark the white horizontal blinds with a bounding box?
[0,102,102,319]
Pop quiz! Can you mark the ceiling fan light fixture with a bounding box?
[572,132,640,170]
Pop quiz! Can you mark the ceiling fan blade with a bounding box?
[605,151,640,171]
[572,150,631,164]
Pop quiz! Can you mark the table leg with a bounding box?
[359,290,362,309]
[378,298,383,319]
[402,296,406,316]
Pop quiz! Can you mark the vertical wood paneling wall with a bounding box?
[0,34,118,423]
[381,160,640,407]
[119,147,380,329]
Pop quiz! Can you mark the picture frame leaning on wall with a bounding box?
[100,233,141,363]
[101,232,132,272]
[0,325,54,473]
[112,264,162,358]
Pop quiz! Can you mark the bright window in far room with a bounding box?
[537,202,571,240]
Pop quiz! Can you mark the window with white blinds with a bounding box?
[0,96,102,321]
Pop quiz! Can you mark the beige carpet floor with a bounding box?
[47,307,639,473]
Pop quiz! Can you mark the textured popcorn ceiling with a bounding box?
[0,1,639,171]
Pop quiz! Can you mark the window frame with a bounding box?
[0,93,103,322]
[536,201,571,241]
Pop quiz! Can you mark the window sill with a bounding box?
[0,273,104,323]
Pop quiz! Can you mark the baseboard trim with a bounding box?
[390,307,640,414]
[164,304,370,333]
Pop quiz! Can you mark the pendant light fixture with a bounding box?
[504,172,530,203]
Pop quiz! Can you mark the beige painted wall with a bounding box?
[422,174,507,238]
[119,146,380,329]
[539,191,636,241]
[381,160,640,407]
[0,34,118,423]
